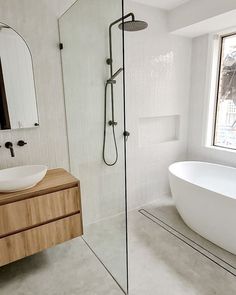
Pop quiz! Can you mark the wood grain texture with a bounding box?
[0,187,80,238]
[0,214,82,267]
[77,183,84,234]
[0,168,79,206]
[0,168,83,266]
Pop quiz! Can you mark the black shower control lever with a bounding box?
[108,120,118,126]
[106,58,113,65]
[17,140,27,147]
[123,131,130,141]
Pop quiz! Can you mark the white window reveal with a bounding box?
[213,33,236,150]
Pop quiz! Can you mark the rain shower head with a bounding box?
[118,20,148,32]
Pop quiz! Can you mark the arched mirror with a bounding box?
[0,22,39,130]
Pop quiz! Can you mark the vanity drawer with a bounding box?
[0,213,82,267]
[0,187,81,237]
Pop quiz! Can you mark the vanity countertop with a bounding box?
[0,168,79,206]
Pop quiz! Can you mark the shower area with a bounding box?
[59,0,147,293]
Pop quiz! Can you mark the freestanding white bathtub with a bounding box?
[169,161,236,255]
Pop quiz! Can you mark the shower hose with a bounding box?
[102,81,118,166]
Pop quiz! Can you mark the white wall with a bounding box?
[187,35,236,167]
[125,1,192,209]
[168,0,236,34]
[0,0,75,169]
[59,0,125,225]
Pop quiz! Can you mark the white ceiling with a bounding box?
[132,0,190,10]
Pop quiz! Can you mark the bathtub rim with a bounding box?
[169,161,236,201]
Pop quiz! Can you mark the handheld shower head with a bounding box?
[107,68,123,84]
[110,68,123,80]
[103,13,148,167]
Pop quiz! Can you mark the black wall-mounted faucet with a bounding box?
[5,142,15,157]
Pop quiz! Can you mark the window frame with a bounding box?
[208,30,236,151]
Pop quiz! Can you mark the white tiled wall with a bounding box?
[125,1,192,209]
[139,115,180,147]
[59,0,126,225]
[0,0,75,169]
[0,0,193,223]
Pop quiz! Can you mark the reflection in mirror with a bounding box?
[0,22,39,130]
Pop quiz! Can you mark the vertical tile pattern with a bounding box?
[0,0,74,169]
[59,0,126,226]
[139,115,180,146]
[59,2,128,290]
[125,1,192,209]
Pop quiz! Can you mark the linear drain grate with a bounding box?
[139,209,236,277]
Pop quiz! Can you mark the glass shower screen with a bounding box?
[59,0,128,293]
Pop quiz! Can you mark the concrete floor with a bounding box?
[1,198,236,295]
[142,197,236,274]
[84,213,128,292]
[0,237,123,295]
[129,209,236,295]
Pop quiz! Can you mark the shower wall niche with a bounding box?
[59,0,128,293]
[139,115,180,147]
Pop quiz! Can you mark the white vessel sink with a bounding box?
[0,165,48,193]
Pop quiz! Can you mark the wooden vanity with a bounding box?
[0,169,83,267]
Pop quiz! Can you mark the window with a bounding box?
[213,33,236,150]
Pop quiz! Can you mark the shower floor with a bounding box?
[0,196,236,294]
[140,199,236,277]
[129,196,236,295]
